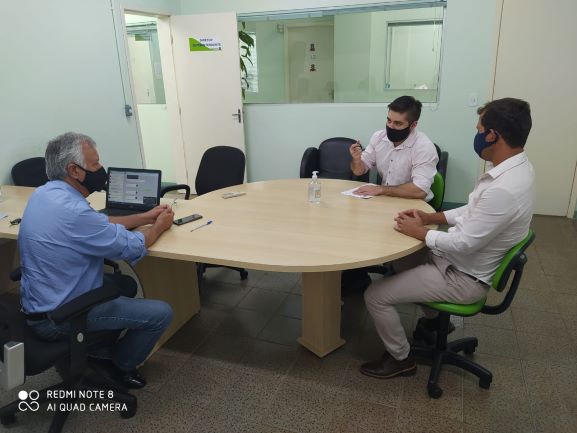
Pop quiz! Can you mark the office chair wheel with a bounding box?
[479,378,492,389]
[427,383,443,399]
[240,270,248,280]
[0,413,17,426]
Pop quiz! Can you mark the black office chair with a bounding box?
[183,146,248,282]
[300,137,370,182]
[11,157,49,187]
[434,143,448,181]
[0,281,137,432]
[160,184,191,200]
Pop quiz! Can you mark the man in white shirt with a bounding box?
[350,95,439,201]
[361,97,535,379]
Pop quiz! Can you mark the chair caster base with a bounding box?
[0,413,17,426]
[427,384,443,399]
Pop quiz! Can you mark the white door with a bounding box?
[493,0,577,216]
[159,12,245,190]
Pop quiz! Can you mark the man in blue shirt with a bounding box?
[19,132,175,389]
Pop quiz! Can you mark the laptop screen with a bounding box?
[106,167,162,211]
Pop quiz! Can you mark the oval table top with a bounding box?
[151,178,435,272]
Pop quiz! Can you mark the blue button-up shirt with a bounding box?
[19,181,147,313]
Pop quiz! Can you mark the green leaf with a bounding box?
[238,31,254,47]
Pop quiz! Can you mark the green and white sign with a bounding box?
[189,37,222,52]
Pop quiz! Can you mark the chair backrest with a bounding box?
[429,172,445,212]
[195,146,245,195]
[11,157,49,187]
[300,137,369,182]
[299,147,319,179]
[434,143,449,181]
[482,229,536,315]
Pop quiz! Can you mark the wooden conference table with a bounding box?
[0,179,434,357]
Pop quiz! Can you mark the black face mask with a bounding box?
[75,165,107,193]
[386,124,412,143]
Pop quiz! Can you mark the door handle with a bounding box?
[232,109,242,124]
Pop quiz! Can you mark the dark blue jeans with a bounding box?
[28,274,173,371]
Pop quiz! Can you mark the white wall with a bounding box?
[0,0,179,185]
[180,0,499,204]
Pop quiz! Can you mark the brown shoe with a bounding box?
[360,354,417,379]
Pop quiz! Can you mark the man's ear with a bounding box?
[487,129,499,142]
[410,121,418,130]
[67,163,82,180]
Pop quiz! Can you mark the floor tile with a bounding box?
[398,411,464,433]
[215,307,275,338]
[463,324,520,359]
[200,280,250,308]
[400,362,463,422]
[329,396,398,433]
[512,307,567,336]
[263,378,342,433]
[276,293,302,319]
[257,315,301,346]
[250,271,300,292]
[237,288,288,313]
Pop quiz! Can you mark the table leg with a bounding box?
[298,271,345,357]
[134,256,200,349]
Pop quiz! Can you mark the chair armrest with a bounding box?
[161,184,191,200]
[104,259,120,274]
[50,284,120,324]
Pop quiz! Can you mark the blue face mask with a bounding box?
[473,130,499,158]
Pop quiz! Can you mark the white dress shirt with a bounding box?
[361,128,438,201]
[426,152,535,284]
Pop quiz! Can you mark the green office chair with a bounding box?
[412,229,535,398]
[429,171,445,212]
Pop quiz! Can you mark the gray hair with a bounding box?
[45,132,97,180]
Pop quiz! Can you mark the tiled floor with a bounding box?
[2,215,577,432]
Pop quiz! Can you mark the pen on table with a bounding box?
[190,220,213,232]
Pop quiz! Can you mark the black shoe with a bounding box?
[89,358,147,389]
[118,369,147,389]
[360,354,417,379]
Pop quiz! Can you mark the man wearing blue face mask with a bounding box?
[361,98,535,379]
[19,132,175,389]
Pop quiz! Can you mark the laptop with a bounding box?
[100,167,162,216]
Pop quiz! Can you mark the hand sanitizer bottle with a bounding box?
[308,171,321,204]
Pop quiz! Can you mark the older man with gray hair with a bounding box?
[18,132,175,389]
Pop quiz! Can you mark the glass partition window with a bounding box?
[238,3,445,104]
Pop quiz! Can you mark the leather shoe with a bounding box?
[360,354,417,379]
[89,358,147,389]
[117,369,147,389]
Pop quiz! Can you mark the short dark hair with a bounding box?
[477,98,532,148]
[388,96,422,123]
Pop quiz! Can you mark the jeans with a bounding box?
[27,273,173,371]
